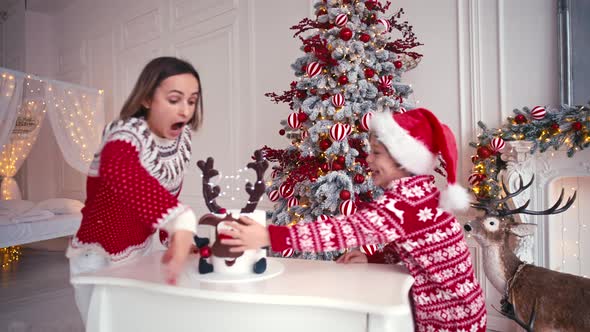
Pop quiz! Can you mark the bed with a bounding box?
[0,199,83,248]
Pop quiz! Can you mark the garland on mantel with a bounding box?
[468,102,590,201]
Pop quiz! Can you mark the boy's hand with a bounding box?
[219,216,270,252]
[161,230,194,285]
[336,249,368,264]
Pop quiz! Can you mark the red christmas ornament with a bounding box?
[316,7,327,16]
[268,190,280,202]
[338,75,349,85]
[515,114,527,124]
[339,190,351,200]
[339,27,353,41]
[359,33,371,43]
[279,129,286,136]
[468,173,486,186]
[306,61,322,78]
[282,248,294,257]
[279,183,294,198]
[490,137,506,152]
[336,156,345,164]
[296,90,307,99]
[476,146,493,159]
[335,13,348,27]
[310,88,317,95]
[339,199,357,216]
[394,60,403,69]
[354,174,365,184]
[288,113,301,129]
[321,93,331,101]
[199,246,211,258]
[332,162,344,171]
[551,123,560,132]
[303,45,313,53]
[319,139,332,151]
[298,112,308,122]
[364,68,375,78]
[572,121,583,131]
[320,162,330,172]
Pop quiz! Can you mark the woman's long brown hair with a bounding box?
[119,57,203,130]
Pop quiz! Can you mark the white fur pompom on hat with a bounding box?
[370,108,470,211]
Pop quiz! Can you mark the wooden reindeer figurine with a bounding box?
[194,150,269,275]
[464,175,590,331]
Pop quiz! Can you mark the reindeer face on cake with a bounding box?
[194,150,268,275]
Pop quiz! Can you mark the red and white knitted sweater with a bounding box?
[269,175,486,332]
[67,117,195,263]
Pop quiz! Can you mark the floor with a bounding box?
[0,239,84,332]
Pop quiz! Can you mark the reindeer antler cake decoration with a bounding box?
[241,149,269,213]
[197,157,224,214]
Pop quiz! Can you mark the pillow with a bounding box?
[0,199,36,215]
[34,198,84,215]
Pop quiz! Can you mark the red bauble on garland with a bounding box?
[332,162,344,171]
[514,114,527,124]
[394,60,403,69]
[336,156,345,164]
[339,190,351,200]
[309,88,317,95]
[296,90,307,99]
[279,129,286,136]
[320,162,330,172]
[303,45,313,53]
[550,123,560,132]
[364,68,375,78]
[338,75,349,85]
[476,146,493,159]
[359,33,371,43]
[572,122,583,131]
[365,0,377,10]
[339,27,353,41]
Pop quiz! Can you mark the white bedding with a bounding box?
[0,213,82,248]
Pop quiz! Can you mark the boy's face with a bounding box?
[144,73,199,139]
[367,135,411,187]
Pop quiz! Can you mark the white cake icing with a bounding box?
[202,209,267,275]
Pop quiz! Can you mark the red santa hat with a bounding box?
[370,108,470,211]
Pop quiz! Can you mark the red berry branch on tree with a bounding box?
[300,35,338,66]
[291,18,324,38]
[384,9,423,60]
[264,81,298,109]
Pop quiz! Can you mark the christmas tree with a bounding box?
[262,0,423,260]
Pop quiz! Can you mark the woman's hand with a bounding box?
[161,230,194,285]
[219,216,270,252]
[336,249,368,264]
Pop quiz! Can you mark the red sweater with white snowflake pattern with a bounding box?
[67,117,194,263]
[269,175,486,332]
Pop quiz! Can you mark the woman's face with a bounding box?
[144,73,200,139]
[366,135,411,187]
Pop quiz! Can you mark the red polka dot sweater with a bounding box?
[67,117,195,263]
[269,175,486,332]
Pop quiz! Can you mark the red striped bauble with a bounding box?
[397,107,407,113]
[267,189,280,202]
[306,61,322,78]
[531,106,546,120]
[360,244,378,256]
[335,13,348,27]
[468,173,486,186]
[330,123,348,142]
[379,75,392,88]
[301,130,309,140]
[339,199,357,216]
[360,112,374,131]
[287,197,299,208]
[287,112,301,129]
[378,18,390,33]
[490,137,505,152]
[282,248,294,257]
[279,183,294,198]
[332,93,345,108]
[316,215,329,221]
[343,123,352,136]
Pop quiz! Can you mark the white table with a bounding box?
[71,252,414,332]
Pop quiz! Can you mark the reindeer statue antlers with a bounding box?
[197,150,269,214]
[471,174,577,217]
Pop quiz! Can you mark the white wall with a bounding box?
[20,1,560,330]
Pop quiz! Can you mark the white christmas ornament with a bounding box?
[531,106,546,120]
[339,199,357,216]
[306,62,322,78]
[287,113,301,129]
[335,14,348,27]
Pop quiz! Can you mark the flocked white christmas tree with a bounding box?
[262,0,423,260]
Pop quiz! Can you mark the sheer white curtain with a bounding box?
[0,66,105,200]
[45,83,104,174]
